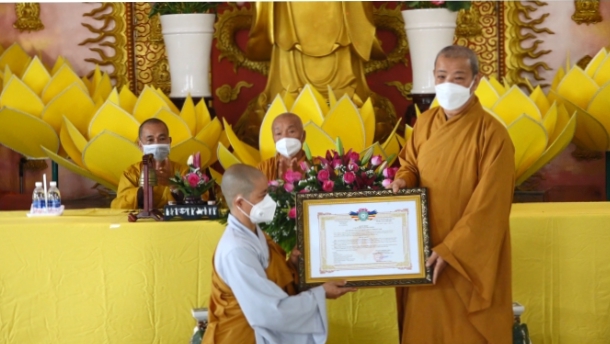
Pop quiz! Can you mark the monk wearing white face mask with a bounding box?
[111,118,188,209]
[203,164,355,344]
[389,45,515,344]
[257,113,310,181]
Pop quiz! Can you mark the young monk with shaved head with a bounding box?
[203,164,356,344]
[257,113,309,181]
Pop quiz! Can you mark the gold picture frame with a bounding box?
[296,188,431,290]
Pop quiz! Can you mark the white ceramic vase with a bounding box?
[402,9,458,94]
[160,13,215,98]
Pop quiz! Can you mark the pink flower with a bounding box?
[284,183,295,192]
[317,169,330,182]
[348,161,359,171]
[322,180,335,192]
[299,161,310,172]
[382,178,392,188]
[201,173,209,183]
[346,151,360,162]
[283,170,302,183]
[288,207,296,219]
[431,1,445,5]
[371,155,383,167]
[268,180,280,187]
[299,189,310,194]
[383,167,399,179]
[186,173,200,187]
[343,171,356,184]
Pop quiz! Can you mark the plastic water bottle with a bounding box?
[48,182,61,212]
[32,182,46,213]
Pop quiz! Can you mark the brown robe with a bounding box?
[202,233,298,344]
[395,96,515,344]
[256,152,310,181]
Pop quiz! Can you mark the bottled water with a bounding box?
[48,181,61,212]
[32,182,46,213]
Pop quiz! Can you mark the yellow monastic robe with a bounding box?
[203,233,298,344]
[256,152,310,182]
[395,97,515,344]
[110,161,188,210]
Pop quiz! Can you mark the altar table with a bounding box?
[1,203,610,344]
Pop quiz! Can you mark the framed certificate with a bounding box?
[296,188,431,289]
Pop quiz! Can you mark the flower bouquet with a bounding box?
[169,152,215,204]
[261,139,399,253]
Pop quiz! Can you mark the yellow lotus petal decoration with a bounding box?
[119,86,138,114]
[322,96,366,153]
[21,56,50,96]
[585,48,607,78]
[507,115,548,179]
[0,107,58,158]
[0,76,45,117]
[282,90,296,111]
[0,43,32,77]
[153,108,192,145]
[209,167,223,185]
[180,95,197,135]
[290,84,325,126]
[106,88,120,106]
[82,131,142,186]
[592,54,610,86]
[492,85,541,125]
[217,142,242,170]
[88,102,140,142]
[60,118,86,167]
[360,98,376,148]
[223,117,261,166]
[195,117,222,164]
[530,86,550,116]
[303,122,336,158]
[474,78,501,109]
[195,98,212,134]
[41,64,87,103]
[259,94,289,161]
[42,146,117,191]
[42,84,96,135]
[557,67,599,110]
[133,86,172,123]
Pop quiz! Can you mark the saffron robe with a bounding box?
[395,97,515,344]
[256,152,309,181]
[110,161,188,209]
[203,215,327,344]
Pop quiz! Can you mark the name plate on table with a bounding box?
[296,189,432,289]
[163,204,219,221]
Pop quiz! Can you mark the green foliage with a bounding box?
[402,1,471,12]
[149,2,220,17]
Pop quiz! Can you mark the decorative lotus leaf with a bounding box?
[220,84,401,172]
[0,43,223,191]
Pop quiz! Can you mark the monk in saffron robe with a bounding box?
[111,118,188,209]
[389,45,515,344]
[257,113,310,181]
[203,164,355,344]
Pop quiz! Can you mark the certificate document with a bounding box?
[297,189,431,288]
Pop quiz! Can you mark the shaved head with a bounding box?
[272,112,305,143]
[221,164,267,211]
[434,45,480,76]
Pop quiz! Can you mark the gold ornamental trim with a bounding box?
[503,1,554,88]
[216,81,254,103]
[13,3,44,32]
[572,0,602,25]
[364,4,409,75]
[385,81,413,101]
[79,3,130,89]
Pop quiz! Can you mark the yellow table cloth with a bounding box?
[1,203,610,343]
[0,209,397,344]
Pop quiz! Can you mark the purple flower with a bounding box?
[371,155,383,167]
[382,178,392,188]
[299,161,310,172]
[317,169,330,182]
[383,167,398,179]
[288,207,296,219]
[322,180,335,192]
[284,183,295,192]
[343,171,356,184]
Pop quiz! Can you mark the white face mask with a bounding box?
[275,137,302,158]
[141,143,171,161]
[434,78,476,111]
[238,194,277,224]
